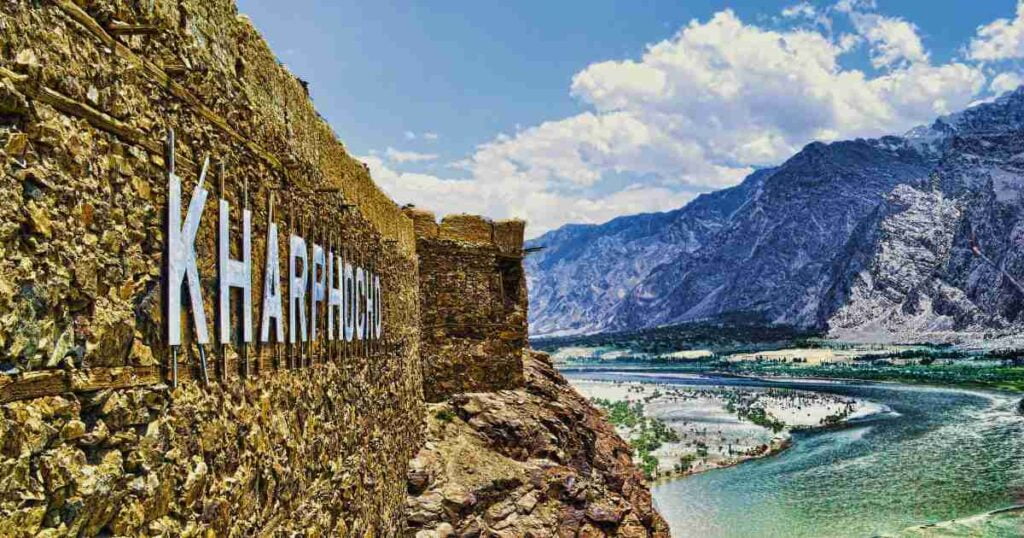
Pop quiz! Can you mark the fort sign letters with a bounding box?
[164,130,383,368]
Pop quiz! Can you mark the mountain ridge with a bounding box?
[526,87,1024,343]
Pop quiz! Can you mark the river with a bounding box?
[562,370,1024,537]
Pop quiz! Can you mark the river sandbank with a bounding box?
[889,505,1024,537]
[571,378,887,480]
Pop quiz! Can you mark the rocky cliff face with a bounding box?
[404,351,670,537]
[821,184,969,339]
[526,88,1024,344]
[525,172,766,336]
[825,92,1024,342]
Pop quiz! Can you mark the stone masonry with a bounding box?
[405,208,528,402]
[0,1,422,534]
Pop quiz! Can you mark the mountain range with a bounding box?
[525,87,1024,344]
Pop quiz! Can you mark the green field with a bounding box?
[535,321,1024,393]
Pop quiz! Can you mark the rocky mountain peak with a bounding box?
[527,86,1024,343]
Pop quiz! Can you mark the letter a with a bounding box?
[260,221,284,342]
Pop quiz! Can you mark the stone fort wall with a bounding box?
[0,0,425,534]
[405,209,528,403]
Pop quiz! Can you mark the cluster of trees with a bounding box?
[674,454,697,474]
[590,397,680,479]
[533,315,819,357]
[728,361,1024,392]
[737,406,785,433]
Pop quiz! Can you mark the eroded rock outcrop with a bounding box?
[405,351,670,537]
[824,184,972,339]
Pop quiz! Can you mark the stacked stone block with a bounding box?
[406,209,528,402]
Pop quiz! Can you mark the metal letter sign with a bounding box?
[166,130,212,387]
[167,130,210,347]
[354,266,365,341]
[218,196,253,344]
[343,260,355,342]
[164,129,387,387]
[327,250,345,340]
[261,221,284,343]
[289,235,309,343]
[374,274,383,339]
[310,243,326,341]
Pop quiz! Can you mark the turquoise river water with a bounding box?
[562,370,1024,538]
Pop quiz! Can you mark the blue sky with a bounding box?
[237,0,1024,237]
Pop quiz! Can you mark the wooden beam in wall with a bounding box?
[0,366,163,405]
[52,0,285,172]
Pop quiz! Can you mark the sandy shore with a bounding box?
[571,378,886,480]
[888,505,1024,537]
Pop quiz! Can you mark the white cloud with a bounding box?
[991,71,1024,94]
[782,2,816,19]
[969,0,1024,61]
[365,8,988,238]
[402,130,440,141]
[384,147,438,163]
[362,155,694,235]
[362,156,484,214]
[569,10,981,167]
[847,11,928,69]
[834,0,877,14]
[837,33,862,53]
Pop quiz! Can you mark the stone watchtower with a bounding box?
[404,208,527,402]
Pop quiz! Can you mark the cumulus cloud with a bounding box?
[834,0,877,14]
[781,2,817,19]
[847,11,928,68]
[837,33,862,53]
[402,130,440,141]
[384,147,438,163]
[991,71,1024,94]
[968,0,1024,61]
[569,10,980,165]
[367,8,989,238]
[362,155,694,234]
